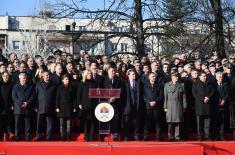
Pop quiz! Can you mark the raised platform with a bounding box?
[0,141,235,155]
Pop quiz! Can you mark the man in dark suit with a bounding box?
[35,71,57,141]
[151,61,164,85]
[50,64,63,86]
[123,69,142,141]
[12,73,35,141]
[91,64,103,88]
[207,62,217,86]
[134,62,143,81]
[214,72,230,140]
[0,72,14,141]
[162,63,171,83]
[192,71,215,141]
[103,67,123,141]
[143,72,164,141]
[122,54,134,70]
[223,63,234,85]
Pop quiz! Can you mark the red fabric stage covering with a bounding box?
[0,141,235,155]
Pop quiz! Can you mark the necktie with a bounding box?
[218,83,222,92]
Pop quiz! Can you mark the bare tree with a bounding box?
[51,0,234,57]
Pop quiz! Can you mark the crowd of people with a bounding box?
[0,48,235,142]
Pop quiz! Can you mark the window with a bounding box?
[12,41,20,50]
[112,26,123,32]
[111,43,118,51]
[79,26,86,31]
[9,17,19,30]
[48,25,56,30]
[90,45,97,55]
[121,43,128,52]
[65,25,71,31]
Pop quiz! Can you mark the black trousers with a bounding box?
[0,114,11,140]
[144,109,162,139]
[59,118,71,140]
[168,123,182,140]
[83,117,96,141]
[15,114,30,140]
[110,114,119,137]
[36,114,53,140]
[196,115,210,139]
[218,110,225,138]
[123,113,140,139]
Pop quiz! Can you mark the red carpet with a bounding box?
[1,141,235,155]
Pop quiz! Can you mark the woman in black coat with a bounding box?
[0,72,14,141]
[56,74,76,141]
[77,70,98,141]
[70,71,82,133]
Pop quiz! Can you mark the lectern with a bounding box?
[89,88,121,141]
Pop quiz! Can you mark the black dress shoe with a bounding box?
[123,137,128,141]
[168,138,175,142]
[5,136,10,141]
[220,137,225,141]
[134,136,140,141]
[143,137,149,141]
[156,136,162,141]
[66,136,71,141]
[175,138,183,141]
[15,137,20,142]
[25,136,30,141]
[84,136,89,142]
[197,136,205,141]
[89,137,94,142]
[60,137,66,141]
[34,136,41,141]
[113,137,119,141]
[46,138,52,141]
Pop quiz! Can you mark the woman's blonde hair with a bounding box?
[82,69,92,82]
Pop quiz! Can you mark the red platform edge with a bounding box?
[1,141,235,155]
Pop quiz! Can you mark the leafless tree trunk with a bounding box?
[209,0,226,58]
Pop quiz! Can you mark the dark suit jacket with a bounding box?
[123,80,142,115]
[0,81,14,115]
[214,82,230,109]
[143,80,164,110]
[12,83,35,115]
[77,80,98,119]
[50,73,62,86]
[207,73,217,86]
[192,80,215,116]
[35,80,57,114]
[223,73,235,85]
[103,76,124,112]
[56,84,76,118]
[93,74,103,88]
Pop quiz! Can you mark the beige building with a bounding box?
[0,15,162,57]
[0,15,234,58]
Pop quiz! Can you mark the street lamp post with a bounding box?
[72,21,76,54]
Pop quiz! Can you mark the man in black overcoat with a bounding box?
[123,69,143,141]
[214,72,230,140]
[103,67,124,141]
[35,71,57,141]
[0,72,14,141]
[143,72,164,141]
[192,71,215,140]
[12,73,35,141]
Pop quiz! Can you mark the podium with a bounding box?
[89,88,121,141]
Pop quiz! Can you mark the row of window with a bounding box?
[10,40,128,52]
[65,25,125,32]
